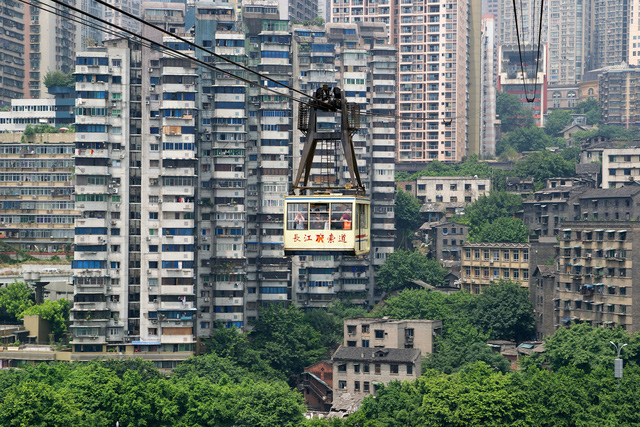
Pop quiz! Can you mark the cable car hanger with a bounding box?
[292,85,366,196]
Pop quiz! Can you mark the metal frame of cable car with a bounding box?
[284,85,371,256]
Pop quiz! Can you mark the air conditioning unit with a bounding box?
[202,237,208,241]
[145,101,150,105]
[490,260,494,264]
[111,221,117,225]
[146,236,151,241]
[149,68,154,72]
[153,299,158,303]
[204,297,210,302]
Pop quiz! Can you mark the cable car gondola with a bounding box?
[284,86,370,256]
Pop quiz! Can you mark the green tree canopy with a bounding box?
[469,217,529,243]
[498,125,559,154]
[43,71,75,89]
[395,189,422,248]
[496,91,535,132]
[376,250,448,292]
[20,299,70,341]
[395,155,494,181]
[514,150,577,189]
[459,191,523,237]
[574,98,603,125]
[0,282,34,320]
[528,323,640,373]
[545,109,573,136]
[471,281,535,341]
[249,305,327,380]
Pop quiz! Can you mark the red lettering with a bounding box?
[316,234,325,243]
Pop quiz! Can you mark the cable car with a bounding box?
[284,194,370,256]
[284,85,370,256]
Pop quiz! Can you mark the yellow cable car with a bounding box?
[284,195,370,256]
[284,86,370,256]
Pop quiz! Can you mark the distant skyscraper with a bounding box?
[331,0,479,164]
[591,0,629,69]
[481,15,497,157]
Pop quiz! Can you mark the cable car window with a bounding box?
[331,203,352,230]
[288,203,308,230]
[358,204,367,229]
[310,203,330,230]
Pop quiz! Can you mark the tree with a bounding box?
[530,323,640,373]
[425,319,510,374]
[514,150,576,189]
[249,305,327,380]
[19,299,70,341]
[497,91,535,133]
[376,250,448,292]
[461,191,523,237]
[303,302,368,349]
[469,217,529,243]
[471,281,535,341]
[374,288,474,321]
[43,71,75,89]
[545,109,573,136]
[395,189,422,249]
[499,125,558,153]
[574,98,603,125]
[0,282,34,320]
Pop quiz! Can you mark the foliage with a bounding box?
[471,281,535,341]
[514,150,577,189]
[545,109,573,136]
[43,71,75,89]
[574,98,602,125]
[394,189,422,249]
[303,302,369,349]
[458,191,523,237]
[425,320,510,374]
[376,250,448,292]
[496,91,535,132]
[249,305,327,380]
[0,281,34,320]
[469,217,529,243]
[19,299,70,341]
[201,326,284,381]
[0,358,306,426]
[527,323,640,373]
[395,155,494,181]
[498,125,560,154]
[339,362,640,427]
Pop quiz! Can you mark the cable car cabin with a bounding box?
[284,195,370,256]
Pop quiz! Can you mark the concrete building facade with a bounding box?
[0,132,77,254]
[602,148,640,188]
[598,65,640,128]
[460,242,531,294]
[343,318,442,353]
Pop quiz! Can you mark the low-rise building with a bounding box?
[300,360,333,412]
[522,178,593,239]
[577,185,640,221]
[425,221,469,263]
[531,265,557,339]
[460,242,531,294]
[505,177,535,197]
[343,318,442,354]
[555,222,639,332]
[602,148,640,189]
[331,346,420,411]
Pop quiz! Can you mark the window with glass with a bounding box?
[310,203,330,230]
[287,203,309,230]
[331,203,352,230]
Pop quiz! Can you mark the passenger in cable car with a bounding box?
[340,207,352,230]
[294,212,306,230]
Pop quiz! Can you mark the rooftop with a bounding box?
[333,346,421,363]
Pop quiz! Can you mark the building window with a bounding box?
[375,364,381,374]
[363,381,370,392]
[374,330,384,339]
[338,364,347,373]
[363,364,370,373]
[390,364,399,374]
[436,184,443,190]
[361,325,369,333]
[407,364,413,375]
[354,381,360,392]
[362,340,370,347]
[339,380,347,389]
[347,341,357,347]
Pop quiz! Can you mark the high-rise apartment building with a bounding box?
[289,22,396,309]
[0,0,25,104]
[598,65,640,128]
[498,44,547,126]
[71,4,197,363]
[592,0,628,69]
[331,0,479,164]
[629,0,640,63]
[276,0,319,22]
[480,15,497,157]
[103,0,141,36]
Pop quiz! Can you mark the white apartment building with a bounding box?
[602,148,640,189]
[414,176,491,204]
[71,27,197,362]
[330,0,477,164]
[480,15,497,158]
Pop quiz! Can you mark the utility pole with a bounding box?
[610,341,627,389]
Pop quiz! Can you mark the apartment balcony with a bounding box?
[75,165,108,175]
[161,202,194,212]
[161,186,195,197]
[72,301,108,311]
